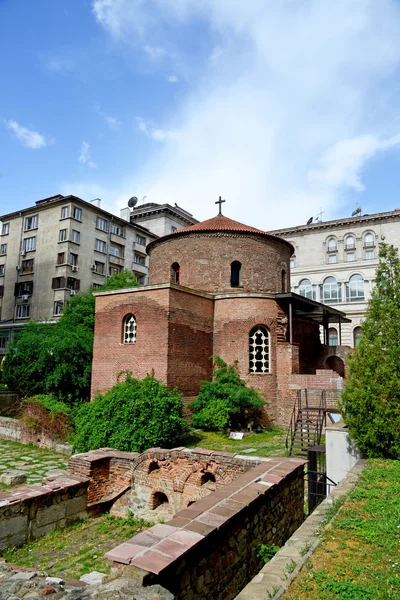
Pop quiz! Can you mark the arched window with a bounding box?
[346,274,364,302]
[364,232,374,248]
[322,277,341,304]
[345,235,355,249]
[231,261,241,287]
[123,314,136,344]
[299,278,316,300]
[327,237,337,252]
[281,269,286,292]
[249,326,270,373]
[171,262,180,284]
[328,327,338,346]
[353,326,362,348]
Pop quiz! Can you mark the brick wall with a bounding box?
[166,288,214,395]
[149,233,291,293]
[0,475,89,551]
[68,449,139,505]
[69,448,258,518]
[106,457,306,600]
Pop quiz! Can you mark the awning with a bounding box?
[275,292,351,324]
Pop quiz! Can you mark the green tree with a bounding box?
[74,372,187,452]
[190,356,264,431]
[341,242,400,458]
[2,270,139,403]
[1,322,54,398]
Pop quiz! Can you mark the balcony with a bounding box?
[133,241,147,254]
[131,262,148,275]
[108,253,125,266]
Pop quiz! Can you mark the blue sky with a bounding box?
[1,0,400,228]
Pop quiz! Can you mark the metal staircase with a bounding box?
[286,390,331,456]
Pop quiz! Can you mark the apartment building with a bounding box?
[0,194,157,354]
[126,201,198,235]
[271,208,400,347]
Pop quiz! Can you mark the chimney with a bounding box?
[90,198,101,208]
[120,207,131,222]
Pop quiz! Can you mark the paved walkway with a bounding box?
[0,439,68,486]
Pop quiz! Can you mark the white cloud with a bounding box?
[166,74,178,83]
[143,44,167,59]
[137,117,179,142]
[78,141,97,169]
[96,106,122,130]
[5,120,51,149]
[309,134,400,192]
[92,0,400,227]
[46,58,73,74]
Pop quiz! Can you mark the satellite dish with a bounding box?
[128,196,138,208]
[306,217,313,225]
[352,206,362,217]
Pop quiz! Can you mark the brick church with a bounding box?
[91,205,349,426]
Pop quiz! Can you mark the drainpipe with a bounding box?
[289,301,293,344]
[13,212,24,321]
[105,216,113,282]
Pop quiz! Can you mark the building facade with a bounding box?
[91,213,348,426]
[271,209,400,348]
[0,194,157,354]
[126,202,198,236]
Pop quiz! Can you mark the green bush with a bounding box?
[2,270,139,404]
[341,242,400,458]
[74,373,188,453]
[190,356,264,431]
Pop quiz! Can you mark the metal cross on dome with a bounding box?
[215,196,226,216]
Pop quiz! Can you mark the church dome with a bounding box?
[148,213,293,294]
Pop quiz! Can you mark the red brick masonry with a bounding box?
[106,456,306,600]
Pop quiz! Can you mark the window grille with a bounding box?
[249,326,270,373]
[123,314,136,344]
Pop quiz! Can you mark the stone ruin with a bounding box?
[0,446,306,600]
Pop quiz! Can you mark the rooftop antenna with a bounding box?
[128,196,138,208]
[306,217,313,225]
[314,208,325,223]
[352,204,362,217]
[215,196,226,216]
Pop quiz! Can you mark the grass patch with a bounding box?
[1,513,151,580]
[284,459,400,600]
[181,427,287,457]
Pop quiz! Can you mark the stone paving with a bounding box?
[0,439,68,487]
[0,560,174,599]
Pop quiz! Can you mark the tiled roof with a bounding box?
[147,214,294,253]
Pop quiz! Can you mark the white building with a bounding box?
[271,208,400,347]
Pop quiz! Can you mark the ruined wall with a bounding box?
[130,448,258,519]
[0,475,88,551]
[107,457,306,600]
[69,448,258,520]
[68,449,139,505]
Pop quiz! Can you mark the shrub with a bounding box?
[190,356,264,431]
[20,394,72,440]
[2,270,139,404]
[341,242,400,458]
[73,373,188,453]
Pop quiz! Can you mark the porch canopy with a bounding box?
[275,292,351,346]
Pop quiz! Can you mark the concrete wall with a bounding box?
[326,420,361,484]
[0,474,89,551]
